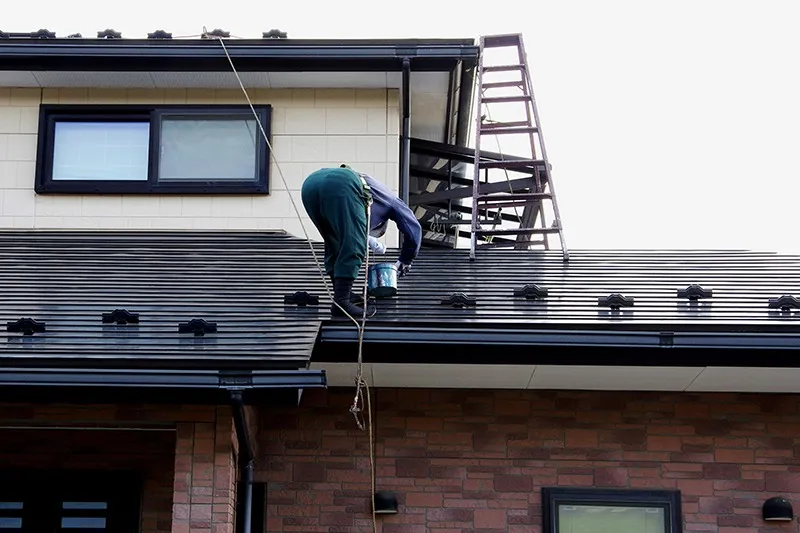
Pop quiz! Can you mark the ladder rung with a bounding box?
[476,194,551,209]
[482,95,530,104]
[477,193,551,201]
[482,34,522,48]
[435,219,471,226]
[475,228,561,236]
[479,126,538,135]
[481,81,523,89]
[481,120,530,130]
[483,64,525,73]
[481,159,547,169]
[476,200,540,209]
[478,240,547,248]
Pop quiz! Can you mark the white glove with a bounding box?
[368,236,386,254]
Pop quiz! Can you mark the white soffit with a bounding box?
[372,363,534,389]
[0,71,39,87]
[687,367,800,393]
[0,70,451,91]
[310,363,800,394]
[268,72,388,88]
[529,365,704,391]
[310,362,374,387]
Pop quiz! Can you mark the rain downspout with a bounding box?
[231,391,255,533]
[399,57,411,206]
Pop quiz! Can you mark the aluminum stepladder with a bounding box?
[469,33,569,262]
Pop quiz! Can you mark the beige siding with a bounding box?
[0,87,401,246]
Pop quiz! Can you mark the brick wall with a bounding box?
[0,403,239,533]
[0,427,175,533]
[260,388,800,532]
[173,407,240,533]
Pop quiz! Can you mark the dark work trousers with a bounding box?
[301,167,372,280]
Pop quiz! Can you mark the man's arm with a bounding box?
[391,198,422,265]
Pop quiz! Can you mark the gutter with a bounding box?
[230,391,255,533]
[320,325,800,350]
[0,368,327,389]
[454,60,477,147]
[0,39,480,72]
[399,58,411,206]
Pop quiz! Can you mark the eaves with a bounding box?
[318,323,800,365]
[321,326,800,350]
[0,367,326,389]
[0,38,480,72]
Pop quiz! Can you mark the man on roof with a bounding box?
[301,164,422,319]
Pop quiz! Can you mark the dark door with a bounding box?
[0,471,141,533]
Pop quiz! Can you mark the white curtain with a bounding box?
[52,122,150,181]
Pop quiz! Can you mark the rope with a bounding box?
[208,28,379,532]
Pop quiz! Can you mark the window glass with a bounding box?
[158,117,258,182]
[558,504,665,533]
[52,122,150,181]
[0,518,22,529]
[62,502,107,510]
[0,501,23,529]
[60,517,106,529]
[0,503,22,510]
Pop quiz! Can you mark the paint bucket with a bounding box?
[367,263,398,298]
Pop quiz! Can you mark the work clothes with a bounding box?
[301,166,423,279]
[301,165,421,318]
[364,175,422,266]
[301,167,372,281]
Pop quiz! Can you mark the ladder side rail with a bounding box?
[470,36,487,261]
[517,34,569,261]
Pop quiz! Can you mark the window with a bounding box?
[0,471,141,533]
[542,488,682,533]
[35,105,271,194]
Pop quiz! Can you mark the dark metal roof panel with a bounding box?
[1,231,798,367]
[0,231,323,369]
[370,248,800,327]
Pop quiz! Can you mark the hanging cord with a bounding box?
[208,28,379,532]
[349,206,372,430]
[207,27,367,330]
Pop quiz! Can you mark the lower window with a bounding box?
[35,104,271,194]
[0,470,141,533]
[542,487,682,533]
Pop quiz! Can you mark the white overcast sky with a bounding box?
[6,0,799,252]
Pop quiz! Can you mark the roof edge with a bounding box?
[0,367,327,389]
[0,38,480,73]
[321,325,800,350]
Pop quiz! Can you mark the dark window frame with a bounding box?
[0,469,142,533]
[34,104,272,195]
[542,487,683,533]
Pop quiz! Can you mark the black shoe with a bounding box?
[329,275,367,305]
[331,278,376,318]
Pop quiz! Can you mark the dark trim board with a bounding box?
[0,367,326,388]
[0,38,480,72]
[314,330,800,367]
[0,367,326,405]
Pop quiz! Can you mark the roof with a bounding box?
[0,34,479,72]
[1,231,798,372]
[0,230,323,371]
